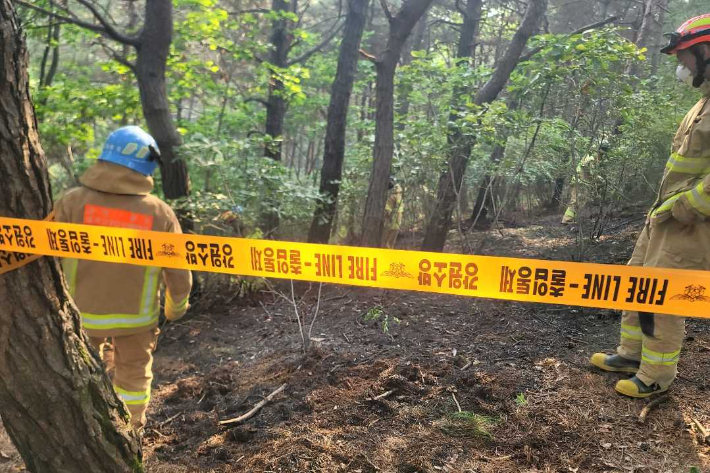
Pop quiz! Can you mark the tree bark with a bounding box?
[626,0,660,77]
[39,0,61,90]
[308,0,369,243]
[396,9,428,129]
[136,0,189,200]
[650,0,668,77]
[421,0,547,252]
[0,2,143,471]
[360,0,435,247]
[264,0,294,163]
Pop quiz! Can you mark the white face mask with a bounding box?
[676,65,695,86]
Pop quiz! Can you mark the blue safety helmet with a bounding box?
[98,126,161,176]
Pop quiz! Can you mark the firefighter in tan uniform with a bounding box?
[561,144,610,225]
[591,14,710,398]
[383,178,403,249]
[55,126,192,429]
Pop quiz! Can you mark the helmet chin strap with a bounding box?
[692,47,710,87]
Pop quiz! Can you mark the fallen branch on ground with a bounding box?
[219,383,287,426]
[160,412,182,427]
[372,389,395,401]
[452,393,462,413]
[691,417,709,443]
[638,394,669,424]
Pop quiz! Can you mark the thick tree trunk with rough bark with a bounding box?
[136,0,189,200]
[360,0,434,247]
[258,0,295,237]
[0,2,143,471]
[421,0,547,252]
[308,0,369,243]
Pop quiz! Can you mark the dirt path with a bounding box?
[2,215,709,472]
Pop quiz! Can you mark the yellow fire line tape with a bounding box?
[1,216,709,318]
[0,212,54,275]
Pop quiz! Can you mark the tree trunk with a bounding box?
[357,84,370,142]
[136,0,188,200]
[469,94,521,226]
[421,0,547,252]
[0,2,143,471]
[264,0,294,162]
[396,9,428,129]
[39,0,61,90]
[259,0,296,236]
[308,0,369,243]
[470,142,505,225]
[360,0,435,247]
[627,0,660,77]
[650,0,668,77]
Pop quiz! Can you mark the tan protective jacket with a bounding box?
[55,161,192,338]
[384,183,403,230]
[650,88,710,224]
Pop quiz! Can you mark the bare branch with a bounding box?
[244,97,269,107]
[218,384,287,426]
[73,0,138,46]
[17,1,105,34]
[379,0,394,23]
[288,15,343,55]
[287,20,345,66]
[429,19,463,28]
[359,49,377,62]
[16,0,138,46]
[99,40,136,73]
[228,8,270,15]
[296,0,311,29]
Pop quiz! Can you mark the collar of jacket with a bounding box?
[80,161,155,195]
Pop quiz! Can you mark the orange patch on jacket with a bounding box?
[83,204,154,230]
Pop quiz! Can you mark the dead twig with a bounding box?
[150,428,169,439]
[638,394,670,424]
[160,412,182,427]
[342,332,351,343]
[373,389,395,401]
[691,417,709,443]
[481,454,513,461]
[452,393,462,413]
[219,383,287,426]
[259,301,272,319]
[306,282,324,342]
[460,360,472,371]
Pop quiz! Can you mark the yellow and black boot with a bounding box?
[590,353,640,374]
[615,376,668,398]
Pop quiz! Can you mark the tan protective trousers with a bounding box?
[617,218,710,389]
[562,185,579,224]
[89,328,159,429]
[382,228,399,249]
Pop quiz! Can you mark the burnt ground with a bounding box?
[2,212,709,473]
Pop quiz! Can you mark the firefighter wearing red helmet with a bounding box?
[590,14,710,398]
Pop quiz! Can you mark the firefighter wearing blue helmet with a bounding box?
[54,126,192,433]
